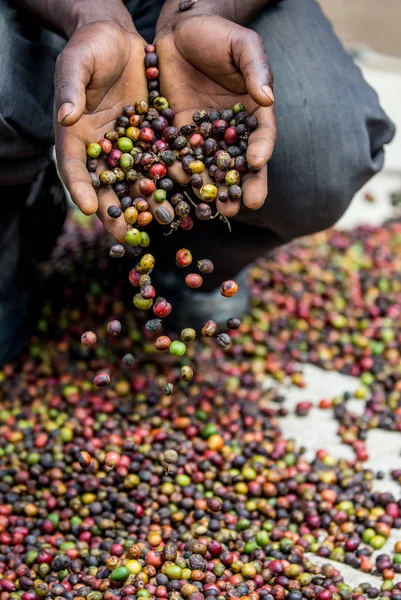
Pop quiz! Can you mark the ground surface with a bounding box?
[319,0,401,58]
[4,11,401,593]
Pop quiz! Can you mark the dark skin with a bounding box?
[155,10,276,218]
[17,0,277,241]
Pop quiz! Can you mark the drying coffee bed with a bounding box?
[1,215,401,600]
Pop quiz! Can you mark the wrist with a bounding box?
[34,0,136,39]
[68,0,136,38]
[155,0,215,39]
[155,0,274,38]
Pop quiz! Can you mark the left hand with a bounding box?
[155,15,276,218]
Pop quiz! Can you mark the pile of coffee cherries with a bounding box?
[86,45,256,231]
[2,216,401,600]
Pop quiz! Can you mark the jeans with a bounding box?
[0,0,396,288]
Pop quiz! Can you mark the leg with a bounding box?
[244,0,396,240]
[0,1,66,364]
[0,0,63,185]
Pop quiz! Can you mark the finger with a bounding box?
[246,110,276,170]
[97,187,127,243]
[216,185,241,218]
[54,46,91,126]
[232,31,274,108]
[168,161,191,186]
[242,164,268,210]
[131,177,174,225]
[191,171,214,200]
[55,131,98,215]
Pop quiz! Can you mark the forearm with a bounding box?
[156,0,279,35]
[16,0,135,38]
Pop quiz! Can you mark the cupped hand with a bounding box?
[155,15,276,218]
[54,21,173,243]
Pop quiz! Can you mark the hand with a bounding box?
[54,21,173,243]
[155,15,276,218]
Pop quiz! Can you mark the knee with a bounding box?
[268,93,395,242]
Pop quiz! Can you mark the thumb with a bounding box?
[54,45,91,126]
[232,31,274,108]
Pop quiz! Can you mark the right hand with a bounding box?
[54,21,174,243]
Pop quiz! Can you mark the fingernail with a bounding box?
[249,162,264,172]
[58,102,75,123]
[156,207,173,224]
[261,86,274,106]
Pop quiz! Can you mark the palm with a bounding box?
[55,25,148,242]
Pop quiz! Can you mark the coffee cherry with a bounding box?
[105,451,121,468]
[189,133,204,148]
[181,328,197,342]
[225,170,241,186]
[185,274,203,289]
[213,120,228,136]
[81,331,97,346]
[87,142,102,158]
[227,184,242,201]
[107,149,123,168]
[175,201,191,218]
[121,196,133,210]
[220,280,238,297]
[224,127,238,145]
[192,109,209,124]
[218,191,229,204]
[180,365,194,381]
[195,204,212,220]
[163,383,174,395]
[98,138,113,154]
[190,174,203,189]
[217,333,231,349]
[107,205,121,219]
[202,321,217,336]
[138,212,153,227]
[200,184,218,202]
[99,171,117,186]
[149,163,167,180]
[133,294,153,310]
[90,173,100,191]
[169,341,187,356]
[155,336,171,352]
[109,244,125,259]
[78,451,92,469]
[153,297,173,318]
[197,259,214,274]
[179,216,193,230]
[158,177,174,192]
[140,285,156,299]
[176,249,193,268]
[188,160,205,174]
[124,207,138,225]
[245,115,258,131]
[227,317,241,330]
[126,229,142,247]
[107,320,122,336]
[122,353,135,366]
[94,373,111,387]
[138,178,156,196]
[215,150,231,171]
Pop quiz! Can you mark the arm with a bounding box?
[16,0,135,38]
[157,0,281,33]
